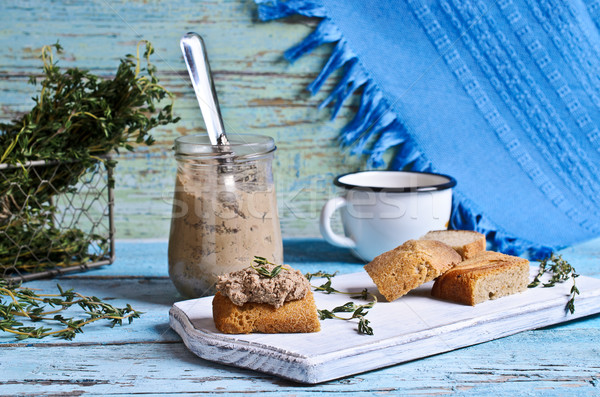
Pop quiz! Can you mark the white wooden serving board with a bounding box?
[169,268,600,384]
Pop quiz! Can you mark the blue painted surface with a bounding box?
[0,238,599,395]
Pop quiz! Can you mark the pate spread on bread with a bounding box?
[216,264,310,308]
[212,264,320,334]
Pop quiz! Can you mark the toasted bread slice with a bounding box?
[431,251,530,305]
[364,239,462,302]
[421,230,486,259]
[212,291,320,334]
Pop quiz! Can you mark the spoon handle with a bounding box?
[180,32,228,146]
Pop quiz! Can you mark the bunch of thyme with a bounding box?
[528,254,579,314]
[0,41,179,275]
[0,205,107,274]
[0,280,142,340]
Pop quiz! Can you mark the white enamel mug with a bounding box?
[319,171,456,262]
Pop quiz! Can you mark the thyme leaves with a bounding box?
[0,280,143,341]
[528,254,579,314]
[251,256,288,278]
[317,301,376,336]
[306,270,377,335]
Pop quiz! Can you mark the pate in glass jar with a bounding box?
[168,134,283,298]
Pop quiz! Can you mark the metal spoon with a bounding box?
[180,32,230,148]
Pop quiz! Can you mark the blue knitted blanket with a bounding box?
[255,0,600,258]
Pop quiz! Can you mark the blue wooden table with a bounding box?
[1,238,599,395]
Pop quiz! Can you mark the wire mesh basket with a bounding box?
[0,157,114,282]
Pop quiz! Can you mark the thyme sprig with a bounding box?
[306,271,341,294]
[528,254,580,314]
[318,300,376,336]
[305,271,372,300]
[305,271,338,282]
[305,270,377,335]
[251,256,288,278]
[0,280,143,340]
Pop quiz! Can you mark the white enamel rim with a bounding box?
[334,170,456,192]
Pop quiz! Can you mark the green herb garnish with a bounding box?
[304,271,338,282]
[318,301,375,336]
[0,280,143,340]
[251,256,287,278]
[306,271,371,299]
[528,254,580,314]
[306,270,377,335]
[306,271,340,294]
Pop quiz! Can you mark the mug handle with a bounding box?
[319,196,357,248]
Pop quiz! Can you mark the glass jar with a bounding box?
[168,134,283,298]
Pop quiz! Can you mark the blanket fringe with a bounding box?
[255,0,555,259]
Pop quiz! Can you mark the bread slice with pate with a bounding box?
[212,264,320,334]
[431,251,530,305]
[420,230,486,259]
[212,290,320,333]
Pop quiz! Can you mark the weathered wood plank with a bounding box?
[0,0,369,239]
[0,329,599,395]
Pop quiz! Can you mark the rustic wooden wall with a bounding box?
[0,0,387,239]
